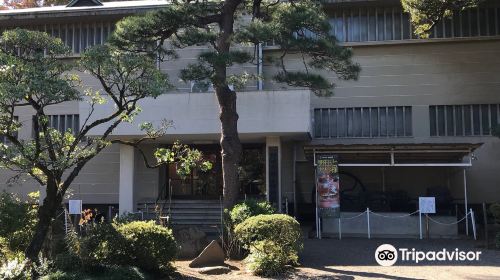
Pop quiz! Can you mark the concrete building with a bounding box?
[1,0,499,237]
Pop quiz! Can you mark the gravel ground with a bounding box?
[175,238,500,280]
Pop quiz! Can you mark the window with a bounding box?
[429,104,500,136]
[15,22,117,54]
[32,115,80,136]
[327,4,500,43]
[314,106,412,138]
[0,116,18,145]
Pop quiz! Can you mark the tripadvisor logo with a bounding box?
[375,244,482,266]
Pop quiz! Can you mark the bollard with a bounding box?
[338,218,342,240]
[367,208,371,239]
[470,209,477,241]
[419,211,423,240]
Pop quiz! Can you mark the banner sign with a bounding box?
[316,154,340,218]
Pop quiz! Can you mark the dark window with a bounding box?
[314,106,411,138]
[430,104,500,136]
[430,106,437,136]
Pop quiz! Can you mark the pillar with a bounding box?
[266,136,281,212]
[119,144,135,215]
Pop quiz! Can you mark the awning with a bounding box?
[304,143,483,167]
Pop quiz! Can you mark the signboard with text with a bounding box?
[419,197,436,214]
[68,200,82,215]
[316,154,340,218]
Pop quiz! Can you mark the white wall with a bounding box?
[80,90,312,138]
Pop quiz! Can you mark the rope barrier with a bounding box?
[340,210,368,220]
[426,211,470,226]
[369,210,420,218]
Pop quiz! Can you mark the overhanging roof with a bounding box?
[304,143,483,167]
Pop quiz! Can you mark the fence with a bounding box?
[319,208,477,240]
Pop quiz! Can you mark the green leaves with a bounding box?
[154,141,212,178]
[238,0,360,95]
[0,29,79,107]
[80,44,171,100]
[401,0,484,38]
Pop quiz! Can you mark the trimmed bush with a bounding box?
[71,221,176,274]
[116,221,177,273]
[74,223,130,268]
[229,199,275,226]
[234,214,302,276]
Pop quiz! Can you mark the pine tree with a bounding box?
[110,0,361,208]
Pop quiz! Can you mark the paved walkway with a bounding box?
[295,238,500,280]
[176,238,500,279]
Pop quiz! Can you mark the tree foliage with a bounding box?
[401,0,484,37]
[0,0,138,9]
[110,0,361,207]
[112,0,360,96]
[0,28,209,263]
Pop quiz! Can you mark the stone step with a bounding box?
[171,219,222,226]
[170,214,220,223]
[139,199,220,204]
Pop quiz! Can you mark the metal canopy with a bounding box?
[305,143,483,167]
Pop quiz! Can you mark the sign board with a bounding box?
[419,197,436,214]
[315,154,340,218]
[68,200,82,215]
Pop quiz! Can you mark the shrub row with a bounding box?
[67,220,177,274]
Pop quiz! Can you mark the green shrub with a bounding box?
[71,221,176,274]
[41,266,147,280]
[116,221,177,273]
[74,223,130,269]
[52,252,81,272]
[234,214,302,276]
[0,257,30,280]
[496,232,500,249]
[490,203,500,224]
[0,192,38,252]
[229,199,275,226]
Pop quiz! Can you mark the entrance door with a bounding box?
[165,150,222,199]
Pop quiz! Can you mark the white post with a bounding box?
[318,217,322,239]
[419,210,423,240]
[463,169,469,236]
[64,208,68,234]
[338,218,342,240]
[314,150,319,239]
[367,208,371,239]
[470,209,477,240]
[119,144,135,215]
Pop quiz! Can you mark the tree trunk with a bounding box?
[215,0,244,209]
[25,179,61,262]
[216,86,242,209]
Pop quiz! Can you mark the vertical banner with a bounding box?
[316,154,340,218]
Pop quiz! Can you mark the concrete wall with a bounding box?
[80,90,312,139]
[290,39,500,204]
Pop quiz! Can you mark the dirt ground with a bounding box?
[174,238,500,280]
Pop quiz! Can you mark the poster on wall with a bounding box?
[316,154,340,218]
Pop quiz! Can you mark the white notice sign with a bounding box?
[419,197,436,214]
[68,200,82,215]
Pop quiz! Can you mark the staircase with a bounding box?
[137,199,223,235]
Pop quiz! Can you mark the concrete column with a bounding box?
[119,144,135,215]
[266,136,281,212]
